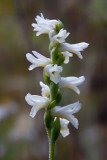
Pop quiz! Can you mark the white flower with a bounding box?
[49,29,70,45]
[45,64,63,84]
[51,101,81,129]
[40,81,50,97]
[32,13,59,36]
[59,76,85,94]
[61,51,73,64]
[26,51,51,70]
[60,118,70,137]
[59,42,89,59]
[25,93,49,118]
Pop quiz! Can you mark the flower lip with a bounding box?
[60,118,70,137]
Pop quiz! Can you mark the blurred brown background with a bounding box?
[0,0,107,160]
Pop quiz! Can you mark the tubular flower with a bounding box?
[45,64,63,84]
[51,102,81,129]
[25,93,49,118]
[60,118,70,137]
[59,76,85,94]
[40,81,50,97]
[26,51,51,70]
[32,13,59,36]
[59,42,89,59]
[49,29,70,45]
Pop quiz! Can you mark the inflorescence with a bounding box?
[25,13,89,139]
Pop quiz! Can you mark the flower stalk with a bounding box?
[25,13,89,160]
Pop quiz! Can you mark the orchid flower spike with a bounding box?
[59,76,85,94]
[32,13,59,36]
[25,93,49,118]
[59,42,89,59]
[45,64,63,84]
[26,13,89,159]
[26,51,51,70]
[51,101,81,129]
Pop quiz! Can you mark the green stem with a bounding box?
[47,129,55,160]
[49,137,55,160]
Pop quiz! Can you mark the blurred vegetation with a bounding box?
[0,0,107,160]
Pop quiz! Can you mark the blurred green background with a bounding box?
[0,0,107,160]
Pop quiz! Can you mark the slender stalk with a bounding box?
[49,137,55,160]
[47,128,55,160]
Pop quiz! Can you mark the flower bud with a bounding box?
[57,21,64,32]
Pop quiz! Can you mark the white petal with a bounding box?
[26,53,37,64]
[45,64,63,84]
[59,76,85,94]
[32,51,48,60]
[60,118,70,137]
[30,105,40,118]
[67,115,79,129]
[52,102,81,115]
[40,81,50,97]
[25,93,49,105]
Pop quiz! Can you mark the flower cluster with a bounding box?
[25,13,89,138]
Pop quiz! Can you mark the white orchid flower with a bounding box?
[25,93,49,118]
[60,118,70,137]
[26,51,51,70]
[32,13,59,36]
[61,51,73,64]
[59,42,89,59]
[59,76,85,94]
[49,29,70,45]
[45,64,63,84]
[51,101,81,129]
[40,81,50,97]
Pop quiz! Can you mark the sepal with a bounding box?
[43,68,51,86]
[51,117,61,142]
